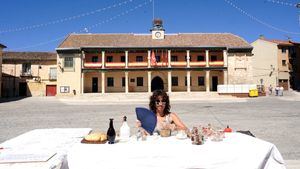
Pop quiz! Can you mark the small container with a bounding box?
[160,129,171,137]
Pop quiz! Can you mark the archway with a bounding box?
[151,76,164,91]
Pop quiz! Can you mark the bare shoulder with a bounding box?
[170,112,179,118]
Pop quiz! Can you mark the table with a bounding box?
[67,132,286,169]
[0,128,91,169]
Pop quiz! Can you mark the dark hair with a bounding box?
[149,89,170,116]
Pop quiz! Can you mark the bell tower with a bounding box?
[151,19,165,40]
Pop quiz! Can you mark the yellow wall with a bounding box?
[57,53,82,96]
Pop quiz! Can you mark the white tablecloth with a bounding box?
[67,133,286,169]
[0,128,91,169]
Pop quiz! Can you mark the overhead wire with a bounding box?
[264,0,296,7]
[0,0,137,34]
[224,0,300,35]
[9,0,152,51]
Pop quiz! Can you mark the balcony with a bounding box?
[190,61,206,67]
[84,62,102,68]
[128,62,148,67]
[171,61,186,67]
[20,70,32,77]
[105,62,125,68]
[49,74,57,81]
[209,61,224,66]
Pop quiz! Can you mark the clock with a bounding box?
[155,32,161,38]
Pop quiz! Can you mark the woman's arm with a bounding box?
[170,113,187,130]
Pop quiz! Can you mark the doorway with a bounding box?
[151,76,164,91]
[19,82,27,96]
[92,77,98,93]
[212,76,218,91]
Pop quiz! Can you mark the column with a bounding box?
[101,72,105,94]
[148,71,152,93]
[206,70,210,92]
[186,50,190,68]
[187,71,191,92]
[125,71,129,93]
[102,51,105,69]
[168,71,172,93]
[205,50,209,67]
[125,50,128,68]
[148,50,151,68]
[223,50,228,67]
[81,51,85,94]
[223,70,228,85]
[168,50,171,68]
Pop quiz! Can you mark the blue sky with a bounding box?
[0,0,300,52]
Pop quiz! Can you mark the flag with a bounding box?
[151,50,156,66]
[164,50,168,66]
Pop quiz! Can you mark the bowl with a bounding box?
[160,129,171,137]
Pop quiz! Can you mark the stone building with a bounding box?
[56,20,253,96]
[252,37,300,90]
[2,52,57,97]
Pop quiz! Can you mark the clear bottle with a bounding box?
[119,116,130,141]
[107,118,116,144]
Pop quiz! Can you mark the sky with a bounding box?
[0,0,300,52]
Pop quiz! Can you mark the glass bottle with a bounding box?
[119,116,130,141]
[107,118,116,144]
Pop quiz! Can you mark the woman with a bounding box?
[137,90,187,134]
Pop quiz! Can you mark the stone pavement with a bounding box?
[1,91,300,168]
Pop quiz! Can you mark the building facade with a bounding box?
[252,38,300,90]
[2,52,57,97]
[56,21,253,96]
[0,43,7,98]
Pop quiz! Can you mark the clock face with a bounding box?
[155,32,161,38]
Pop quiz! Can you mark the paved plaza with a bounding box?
[0,91,300,168]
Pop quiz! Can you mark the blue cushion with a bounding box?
[135,107,157,135]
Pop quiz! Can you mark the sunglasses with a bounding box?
[155,100,166,106]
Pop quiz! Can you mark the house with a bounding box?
[56,19,253,95]
[251,37,300,90]
[2,52,57,97]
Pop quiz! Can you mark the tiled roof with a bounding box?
[3,51,56,61]
[57,33,252,50]
[261,39,295,46]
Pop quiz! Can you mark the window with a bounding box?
[198,76,205,86]
[171,56,178,61]
[121,56,125,62]
[155,55,161,62]
[185,77,192,86]
[136,56,143,62]
[22,63,31,75]
[49,67,57,80]
[92,56,98,62]
[106,56,113,62]
[137,77,143,86]
[122,77,125,87]
[172,76,178,86]
[197,55,205,61]
[211,55,217,61]
[282,48,286,53]
[64,57,73,68]
[107,77,114,87]
[282,60,287,66]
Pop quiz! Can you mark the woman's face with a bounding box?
[155,95,166,113]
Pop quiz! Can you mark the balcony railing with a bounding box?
[105,62,125,68]
[170,61,186,66]
[84,62,102,68]
[190,61,206,67]
[128,62,148,67]
[49,74,57,81]
[20,70,32,76]
[209,61,224,66]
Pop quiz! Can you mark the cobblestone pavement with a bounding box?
[0,92,299,168]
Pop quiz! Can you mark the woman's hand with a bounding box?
[136,120,142,128]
